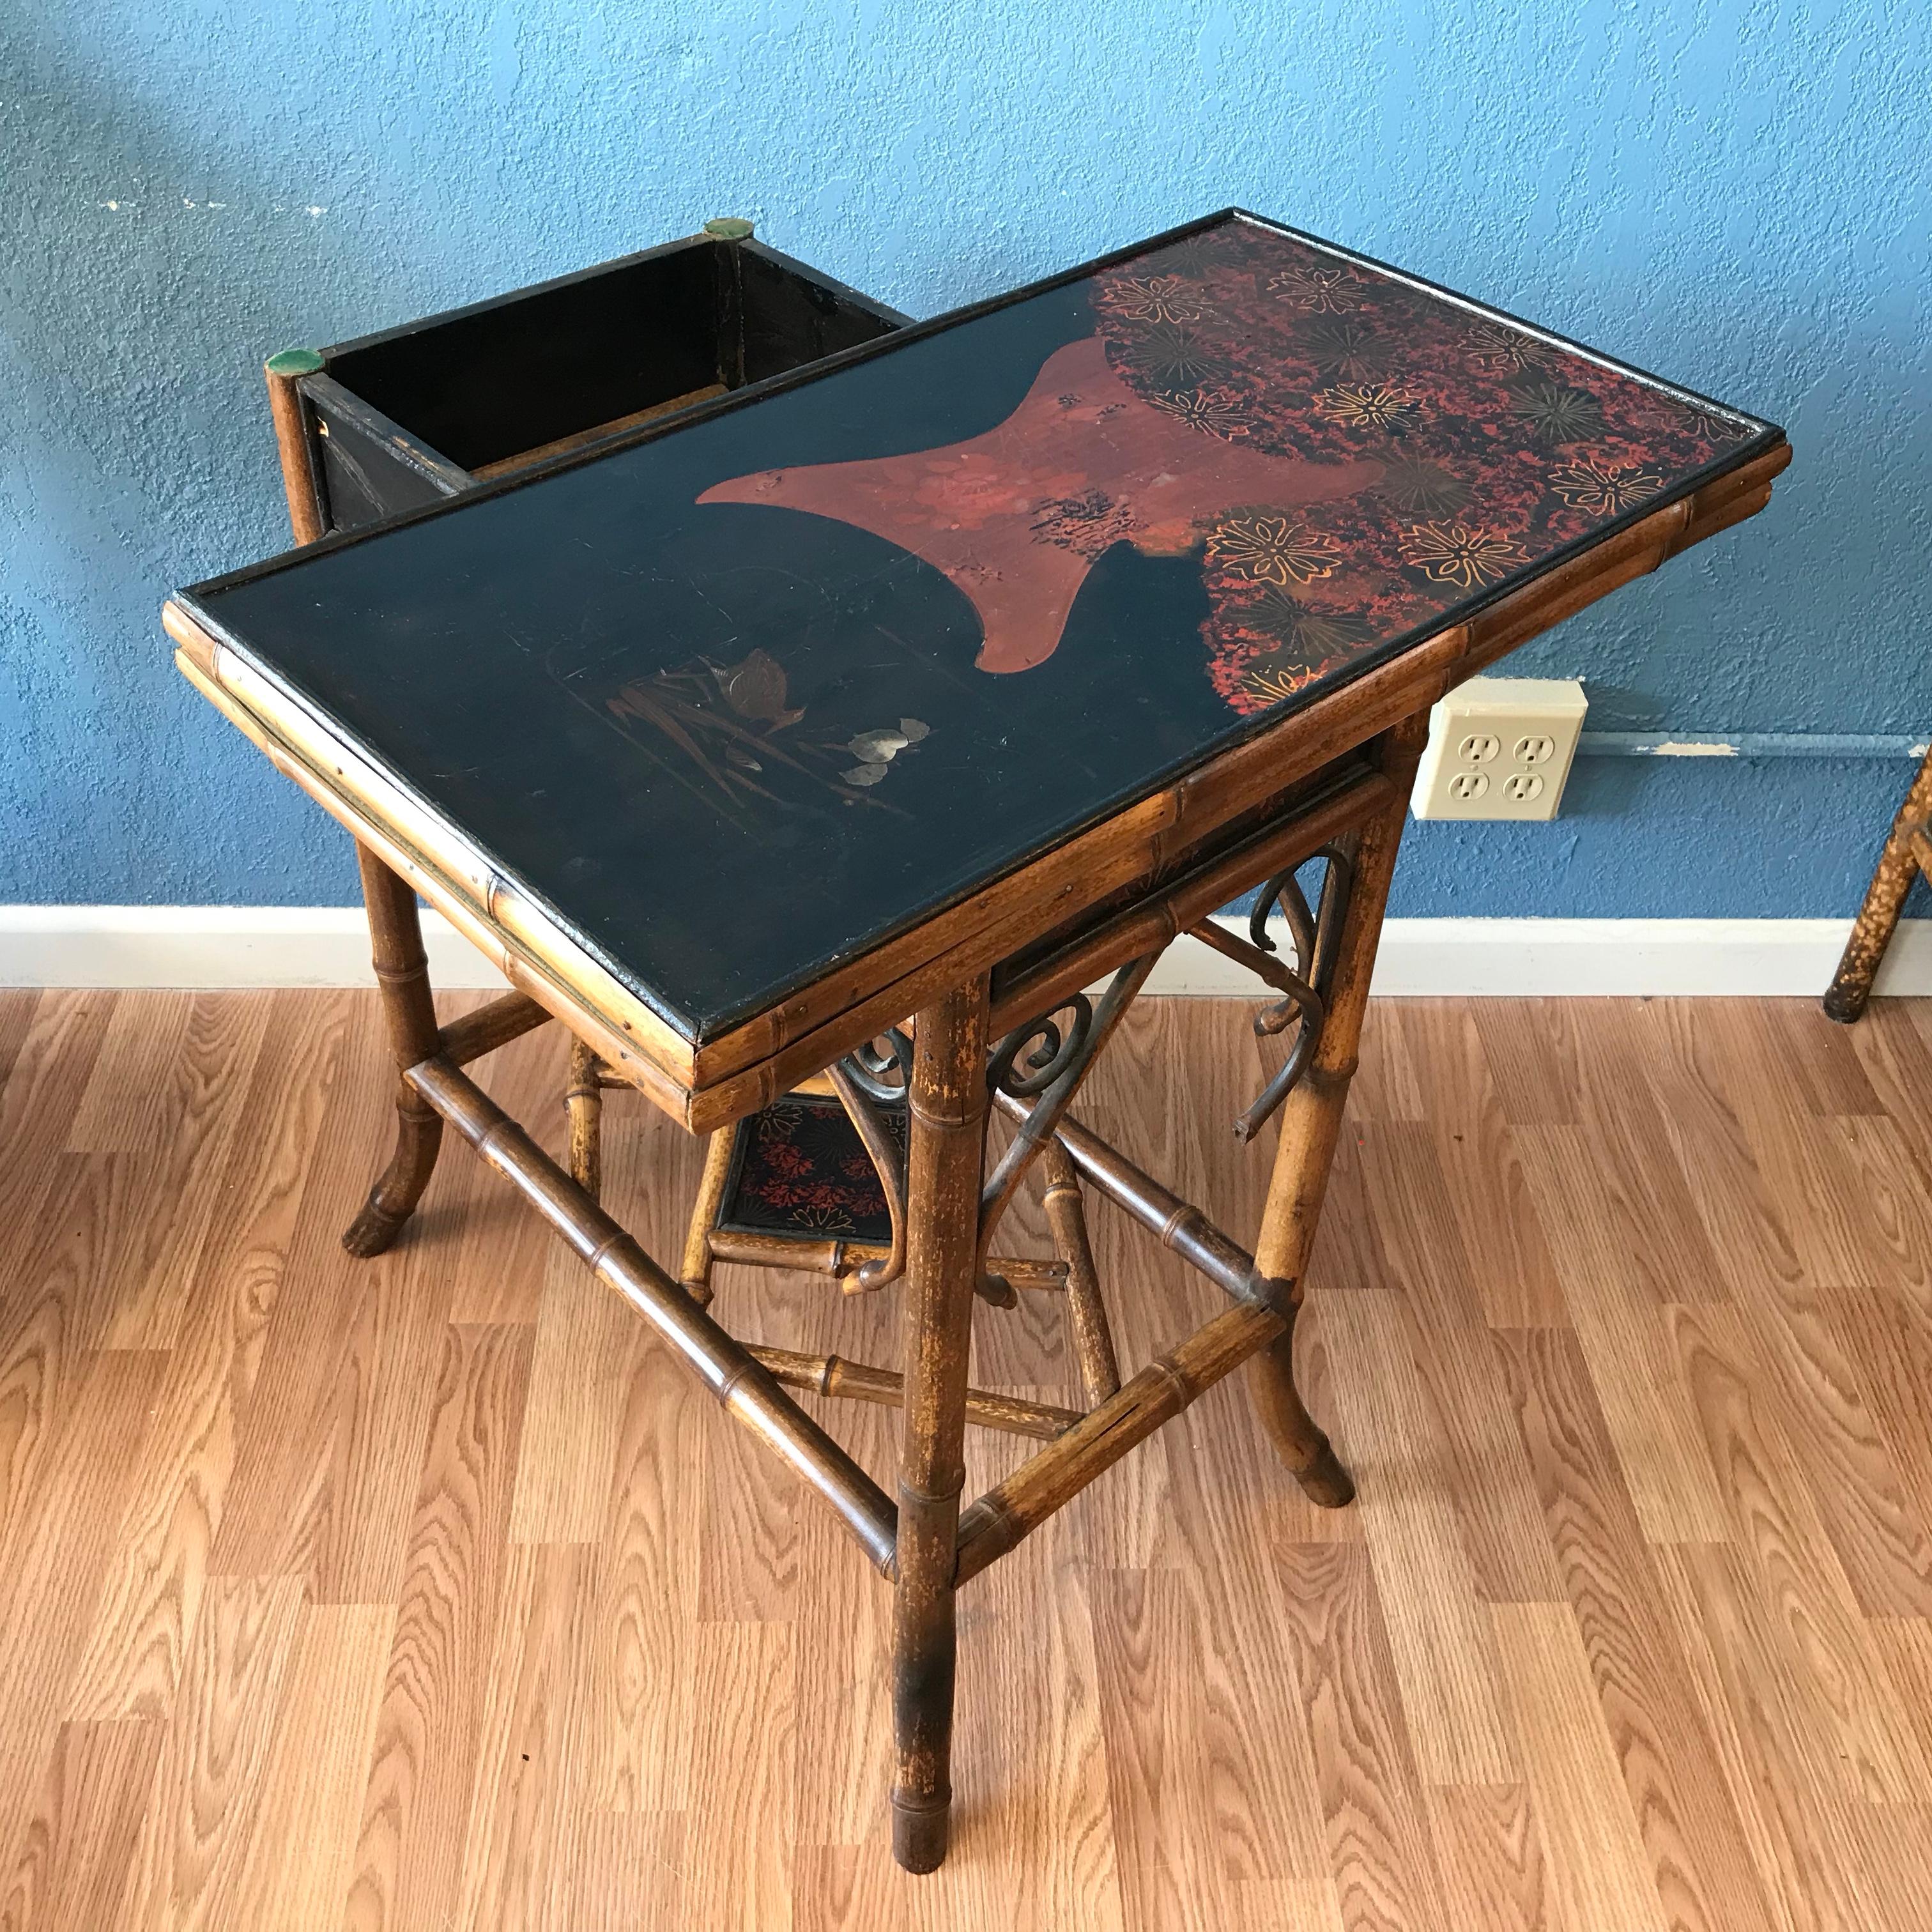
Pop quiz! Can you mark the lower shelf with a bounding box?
[714,1092,905,1247]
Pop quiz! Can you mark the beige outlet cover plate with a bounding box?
[1411,676,1588,821]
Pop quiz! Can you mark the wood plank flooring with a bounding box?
[1,988,1929,1929]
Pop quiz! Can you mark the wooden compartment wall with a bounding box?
[292,231,909,534]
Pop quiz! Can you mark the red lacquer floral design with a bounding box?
[718,1096,905,1243]
[700,221,1756,715]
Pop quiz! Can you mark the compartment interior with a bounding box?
[321,239,903,480]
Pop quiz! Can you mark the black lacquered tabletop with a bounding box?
[185,210,1781,1041]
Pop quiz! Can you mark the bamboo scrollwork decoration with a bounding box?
[1232,843,1354,1144]
[828,1036,912,1293]
[987,993,1095,1098]
[977,955,1160,1273]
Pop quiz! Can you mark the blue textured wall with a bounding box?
[4,2,1928,915]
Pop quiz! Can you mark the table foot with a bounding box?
[890,1790,951,1873]
[1290,1436,1356,1509]
[341,1090,442,1257]
[1246,1324,1356,1508]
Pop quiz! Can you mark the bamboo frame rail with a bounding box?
[954,1300,1284,1584]
[440,990,552,1064]
[1016,1100,1267,1308]
[406,1054,900,1573]
[1184,917,1300,995]
[746,1345,1082,1441]
[705,1227,1066,1292]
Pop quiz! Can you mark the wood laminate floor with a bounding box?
[1,988,1929,1929]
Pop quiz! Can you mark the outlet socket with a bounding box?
[1411,677,1588,821]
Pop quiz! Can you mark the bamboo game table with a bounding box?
[166,210,1787,1871]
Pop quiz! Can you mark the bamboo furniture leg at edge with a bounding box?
[891,974,992,1873]
[343,843,447,1257]
[1243,710,1427,1503]
[1825,743,1932,1022]
[565,1036,604,1200]
[1039,1137,1120,1404]
[680,1126,736,1308]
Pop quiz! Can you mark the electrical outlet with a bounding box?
[1411,677,1588,820]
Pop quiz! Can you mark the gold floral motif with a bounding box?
[1465,320,1551,374]
[1399,521,1531,590]
[1206,514,1342,586]
[1670,397,1752,444]
[1098,273,1202,324]
[1243,663,1319,706]
[792,1204,857,1232]
[1314,382,1423,433]
[1148,385,1252,438]
[1267,263,1366,313]
[1547,458,1664,516]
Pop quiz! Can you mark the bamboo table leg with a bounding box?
[1039,1137,1120,1404]
[1245,712,1426,1501]
[678,1127,735,1308]
[891,975,992,1873]
[342,844,446,1257]
[1825,744,1932,1022]
[565,1036,604,1200]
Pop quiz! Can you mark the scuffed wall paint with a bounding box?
[1,1,1927,916]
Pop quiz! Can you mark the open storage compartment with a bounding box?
[292,226,909,533]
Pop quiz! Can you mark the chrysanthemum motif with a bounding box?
[1268,263,1367,314]
[792,1204,856,1232]
[1547,458,1664,516]
[1127,324,1232,388]
[1031,489,1137,558]
[1240,588,1377,659]
[1399,521,1531,590]
[1506,379,1605,445]
[1301,319,1392,381]
[1243,663,1321,707]
[1149,385,1252,438]
[1375,455,1471,517]
[1465,320,1551,374]
[1315,383,1423,434]
[1206,514,1342,586]
[1669,397,1752,445]
[1098,273,1202,325]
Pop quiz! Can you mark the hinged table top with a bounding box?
[179,210,1782,1047]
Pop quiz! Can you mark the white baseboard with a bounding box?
[1159,916,1932,998]
[2,906,1929,999]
